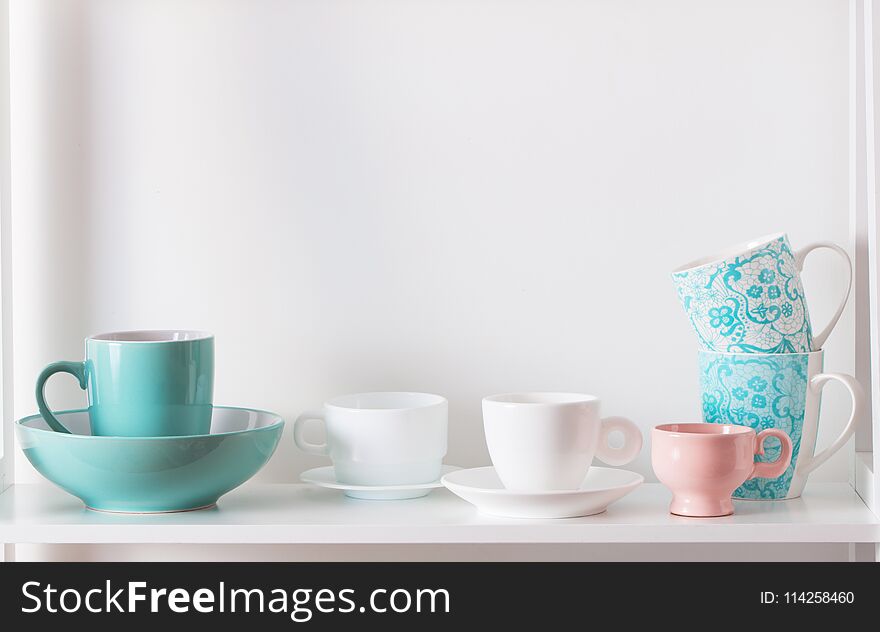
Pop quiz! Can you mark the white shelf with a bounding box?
[0,482,877,545]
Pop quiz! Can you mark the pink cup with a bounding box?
[652,423,793,517]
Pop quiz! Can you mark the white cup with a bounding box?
[482,392,643,491]
[294,392,448,486]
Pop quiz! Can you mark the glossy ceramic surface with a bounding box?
[672,233,851,353]
[482,392,642,491]
[17,406,283,513]
[651,423,792,517]
[36,330,214,436]
[294,392,448,487]
[441,466,643,519]
[699,350,863,499]
[300,464,460,500]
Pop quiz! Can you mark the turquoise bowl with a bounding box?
[16,406,284,513]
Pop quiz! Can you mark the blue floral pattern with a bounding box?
[708,306,736,330]
[698,352,808,499]
[748,376,767,391]
[758,269,775,284]
[673,236,813,353]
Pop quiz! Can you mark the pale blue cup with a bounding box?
[36,330,214,436]
[672,233,851,353]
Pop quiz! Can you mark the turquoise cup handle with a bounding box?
[36,361,88,434]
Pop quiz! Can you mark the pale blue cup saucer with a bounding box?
[16,406,284,513]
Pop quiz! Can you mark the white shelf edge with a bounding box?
[1,483,877,546]
[855,450,876,514]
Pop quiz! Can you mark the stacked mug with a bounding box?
[671,233,863,502]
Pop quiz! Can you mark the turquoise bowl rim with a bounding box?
[17,405,285,440]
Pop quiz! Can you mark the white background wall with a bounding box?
[7,0,855,560]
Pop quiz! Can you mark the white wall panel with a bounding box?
[8,0,853,559]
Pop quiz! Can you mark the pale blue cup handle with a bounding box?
[35,361,87,434]
[794,242,852,350]
[293,410,329,456]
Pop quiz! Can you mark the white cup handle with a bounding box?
[596,416,643,466]
[293,409,329,456]
[797,373,864,475]
[794,241,852,350]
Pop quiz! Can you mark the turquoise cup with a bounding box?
[36,330,214,436]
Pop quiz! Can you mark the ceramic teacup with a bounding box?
[699,349,863,499]
[482,392,642,491]
[652,423,793,517]
[293,392,448,487]
[672,232,851,353]
[36,330,214,437]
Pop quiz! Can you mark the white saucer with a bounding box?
[301,465,460,500]
[441,466,643,519]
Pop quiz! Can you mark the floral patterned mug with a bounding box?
[672,233,851,353]
[698,350,864,499]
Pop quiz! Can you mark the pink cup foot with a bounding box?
[669,494,734,518]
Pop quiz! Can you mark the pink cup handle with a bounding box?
[749,428,793,480]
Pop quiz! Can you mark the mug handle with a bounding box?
[35,361,88,434]
[595,416,643,466]
[749,428,793,480]
[797,373,864,476]
[794,241,852,350]
[293,409,329,456]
